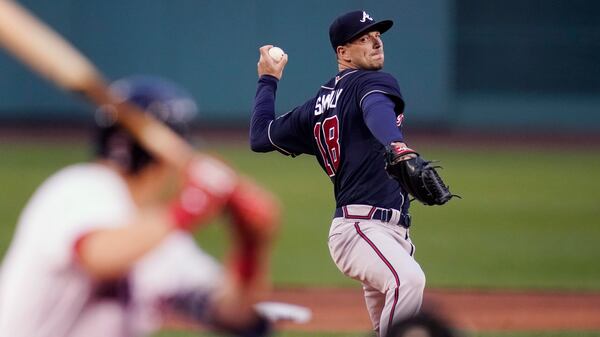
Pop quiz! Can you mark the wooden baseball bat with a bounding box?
[0,0,193,169]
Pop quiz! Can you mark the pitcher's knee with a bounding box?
[400,267,426,292]
[383,267,425,293]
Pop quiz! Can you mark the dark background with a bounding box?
[1,0,599,133]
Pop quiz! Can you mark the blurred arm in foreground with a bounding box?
[0,76,280,337]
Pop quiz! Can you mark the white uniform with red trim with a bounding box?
[327,205,424,336]
[0,163,221,337]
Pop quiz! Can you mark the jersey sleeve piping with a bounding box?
[360,90,394,109]
[267,120,297,157]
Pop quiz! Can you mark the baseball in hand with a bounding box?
[268,47,285,62]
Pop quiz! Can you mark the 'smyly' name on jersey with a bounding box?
[314,89,343,115]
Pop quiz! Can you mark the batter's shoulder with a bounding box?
[46,163,128,198]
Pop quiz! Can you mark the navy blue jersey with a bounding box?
[257,69,409,213]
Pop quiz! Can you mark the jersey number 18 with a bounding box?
[313,116,340,177]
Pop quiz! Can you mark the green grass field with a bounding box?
[1,140,599,337]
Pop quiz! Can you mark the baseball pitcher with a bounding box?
[251,10,456,337]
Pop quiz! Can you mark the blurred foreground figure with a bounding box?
[386,312,458,337]
[0,76,282,337]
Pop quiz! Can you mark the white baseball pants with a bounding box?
[327,207,425,337]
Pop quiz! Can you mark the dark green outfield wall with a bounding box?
[1,0,598,132]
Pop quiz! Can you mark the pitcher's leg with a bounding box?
[328,220,425,337]
[351,223,425,337]
[377,261,425,337]
[362,283,385,335]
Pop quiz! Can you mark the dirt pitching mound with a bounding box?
[272,287,600,332]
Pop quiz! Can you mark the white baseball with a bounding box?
[268,46,284,62]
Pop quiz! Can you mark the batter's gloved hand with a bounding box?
[384,143,459,206]
[228,177,280,243]
[227,177,280,285]
[170,156,239,231]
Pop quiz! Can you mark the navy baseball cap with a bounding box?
[329,10,393,51]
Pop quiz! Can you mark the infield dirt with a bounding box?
[271,287,600,332]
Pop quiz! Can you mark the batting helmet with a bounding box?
[94,75,198,174]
